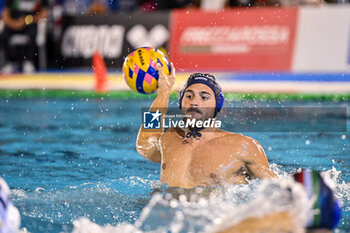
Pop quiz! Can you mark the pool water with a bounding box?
[0,98,349,233]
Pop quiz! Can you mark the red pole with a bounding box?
[92,51,108,93]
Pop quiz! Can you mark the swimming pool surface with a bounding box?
[0,98,349,232]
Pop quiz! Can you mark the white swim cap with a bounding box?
[0,178,20,233]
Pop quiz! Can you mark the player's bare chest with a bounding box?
[161,134,215,158]
[161,135,240,171]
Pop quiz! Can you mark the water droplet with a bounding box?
[169,199,178,208]
[214,218,222,224]
[179,195,187,202]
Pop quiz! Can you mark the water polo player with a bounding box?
[294,169,342,232]
[0,178,21,233]
[136,63,276,189]
[215,169,342,233]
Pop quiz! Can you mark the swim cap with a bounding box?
[294,169,342,230]
[178,73,225,118]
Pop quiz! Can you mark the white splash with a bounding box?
[71,176,312,233]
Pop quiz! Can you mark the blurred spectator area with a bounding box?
[59,0,350,15]
[62,0,191,15]
[0,0,349,18]
[1,0,349,23]
[0,0,5,13]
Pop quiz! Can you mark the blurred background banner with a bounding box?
[58,12,170,68]
[169,8,298,72]
[169,6,350,72]
[52,5,350,73]
[292,6,350,72]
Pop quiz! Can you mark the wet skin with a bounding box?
[136,65,276,189]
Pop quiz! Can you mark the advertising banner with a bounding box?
[59,12,170,68]
[292,6,350,72]
[56,6,350,73]
[169,8,298,72]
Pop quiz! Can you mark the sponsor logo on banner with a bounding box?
[58,12,169,68]
[61,25,125,59]
[180,26,290,54]
[127,24,169,49]
[169,9,298,71]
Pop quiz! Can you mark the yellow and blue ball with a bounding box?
[123,47,171,94]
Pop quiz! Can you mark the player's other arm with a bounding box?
[241,137,277,179]
[136,63,175,163]
[2,8,26,30]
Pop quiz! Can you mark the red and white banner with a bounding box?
[169,8,298,72]
[293,6,350,72]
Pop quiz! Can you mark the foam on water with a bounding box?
[71,178,311,233]
[70,165,330,233]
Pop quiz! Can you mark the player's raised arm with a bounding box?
[136,63,175,163]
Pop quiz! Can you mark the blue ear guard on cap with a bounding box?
[178,73,225,118]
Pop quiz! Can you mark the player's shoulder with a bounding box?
[241,135,260,145]
[216,130,249,142]
[218,131,261,147]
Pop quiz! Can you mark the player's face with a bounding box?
[181,84,216,121]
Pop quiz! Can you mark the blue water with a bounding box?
[0,98,349,233]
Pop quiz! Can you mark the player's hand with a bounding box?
[156,62,175,95]
[10,17,26,30]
